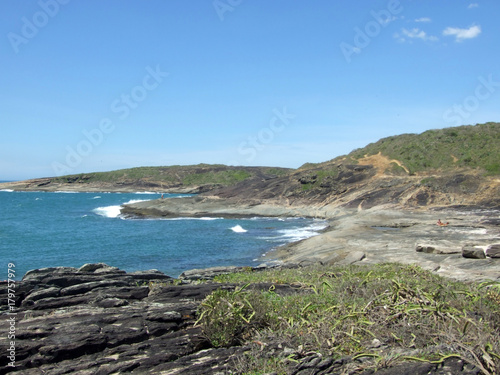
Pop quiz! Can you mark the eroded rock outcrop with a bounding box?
[0,265,227,374]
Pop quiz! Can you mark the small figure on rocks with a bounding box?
[437,219,449,226]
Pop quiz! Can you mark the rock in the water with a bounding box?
[462,245,486,259]
[486,244,500,258]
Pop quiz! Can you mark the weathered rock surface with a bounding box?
[486,244,500,258]
[270,207,500,282]
[0,264,253,374]
[416,241,462,254]
[462,245,487,259]
[322,250,366,265]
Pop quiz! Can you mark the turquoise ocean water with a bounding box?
[0,189,326,280]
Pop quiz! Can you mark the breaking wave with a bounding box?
[231,225,248,233]
[93,199,150,218]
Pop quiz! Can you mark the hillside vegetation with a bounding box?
[52,164,291,188]
[229,122,500,208]
[345,122,500,175]
[3,122,498,204]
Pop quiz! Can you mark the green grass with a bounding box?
[347,122,500,175]
[181,169,251,186]
[52,167,176,183]
[197,263,500,374]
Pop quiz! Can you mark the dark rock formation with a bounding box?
[0,265,220,374]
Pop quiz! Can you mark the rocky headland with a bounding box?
[0,165,291,194]
[2,122,500,373]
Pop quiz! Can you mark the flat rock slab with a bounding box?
[323,250,366,265]
[416,242,462,254]
[271,208,500,282]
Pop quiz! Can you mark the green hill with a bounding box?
[2,122,499,200]
[51,164,291,188]
[345,122,500,175]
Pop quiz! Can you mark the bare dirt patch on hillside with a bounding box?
[357,152,410,176]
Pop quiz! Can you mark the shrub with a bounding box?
[200,264,500,374]
[196,285,271,347]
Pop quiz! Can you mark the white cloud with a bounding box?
[395,28,438,43]
[442,25,481,42]
[415,17,431,23]
[468,3,479,9]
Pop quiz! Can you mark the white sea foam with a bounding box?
[93,199,151,218]
[0,189,14,192]
[274,221,327,242]
[450,227,488,235]
[93,205,122,218]
[134,191,158,195]
[91,196,101,199]
[231,225,248,233]
[54,191,78,193]
[123,199,149,205]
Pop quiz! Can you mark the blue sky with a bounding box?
[1,1,499,180]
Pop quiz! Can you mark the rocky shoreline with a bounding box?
[122,197,500,283]
[1,205,497,373]
[0,263,245,374]
[0,179,205,194]
[1,262,494,374]
[269,206,500,282]
[1,182,499,373]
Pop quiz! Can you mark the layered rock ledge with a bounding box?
[0,264,255,374]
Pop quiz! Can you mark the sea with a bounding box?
[0,188,327,280]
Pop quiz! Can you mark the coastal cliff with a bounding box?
[119,122,500,216]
